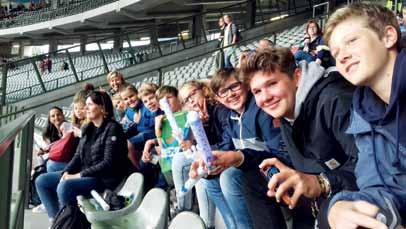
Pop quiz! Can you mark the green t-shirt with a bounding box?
[159,111,190,173]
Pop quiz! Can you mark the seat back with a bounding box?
[133,188,169,229]
[77,173,144,224]
[169,212,206,229]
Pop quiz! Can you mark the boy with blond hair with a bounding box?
[324,3,405,228]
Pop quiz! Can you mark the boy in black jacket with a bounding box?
[239,47,358,228]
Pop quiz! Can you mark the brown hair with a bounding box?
[72,84,93,127]
[324,3,401,49]
[306,19,322,37]
[121,84,138,96]
[210,68,240,95]
[241,47,297,84]
[156,85,179,100]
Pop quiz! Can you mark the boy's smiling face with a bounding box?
[121,90,139,108]
[250,69,299,119]
[329,17,398,87]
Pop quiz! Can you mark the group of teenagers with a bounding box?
[33,3,405,229]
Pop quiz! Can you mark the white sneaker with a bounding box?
[32,204,47,213]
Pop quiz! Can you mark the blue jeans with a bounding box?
[224,47,234,68]
[128,131,155,150]
[294,50,316,63]
[35,171,103,219]
[46,160,68,172]
[172,153,215,227]
[201,167,254,229]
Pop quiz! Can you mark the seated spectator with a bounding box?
[32,106,65,214]
[111,93,130,129]
[71,84,93,132]
[258,38,274,49]
[191,68,287,229]
[36,107,65,169]
[35,91,131,220]
[324,3,406,227]
[106,71,127,96]
[238,39,274,68]
[240,47,358,228]
[176,80,230,228]
[121,84,160,168]
[140,85,185,191]
[294,20,335,68]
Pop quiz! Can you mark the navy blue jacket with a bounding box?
[219,94,289,170]
[330,50,406,217]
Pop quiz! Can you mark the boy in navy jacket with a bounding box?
[325,3,405,228]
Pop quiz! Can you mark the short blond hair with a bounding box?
[138,83,159,99]
[106,71,125,82]
[324,3,401,50]
[179,80,214,105]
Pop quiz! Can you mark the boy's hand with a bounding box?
[143,139,156,153]
[328,201,388,229]
[180,140,193,150]
[259,158,322,209]
[211,150,244,169]
[189,160,202,179]
[154,115,165,133]
[141,149,152,163]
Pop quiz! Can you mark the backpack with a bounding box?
[29,164,47,206]
[51,204,90,229]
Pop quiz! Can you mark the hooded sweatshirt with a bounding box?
[219,94,288,170]
[330,49,406,216]
[280,61,358,195]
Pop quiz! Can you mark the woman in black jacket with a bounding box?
[35,91,131,220]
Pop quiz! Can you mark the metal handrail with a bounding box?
[0,111,35,229]
[0,10,312,120]
[312,1,329,19]
[2,0,308,104]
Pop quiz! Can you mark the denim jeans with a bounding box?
[202,167,254,229]
[35,171,103,219]
[294,50,316,63]
[46,160,68,172]
[224,47,235,68]
[172,153,215,227]
[242,169,317,229]
[128,131,155,150]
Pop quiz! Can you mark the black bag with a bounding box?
[29,164,47,206]
[102,189,126,211]
[51,204,90,229]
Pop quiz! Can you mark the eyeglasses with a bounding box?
[216,82,242,98]
[183,88,201,105]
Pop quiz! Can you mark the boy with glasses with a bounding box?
[190,68,288,229]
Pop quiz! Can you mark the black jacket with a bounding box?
[281,72,358,195]
[64,119,131,189]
